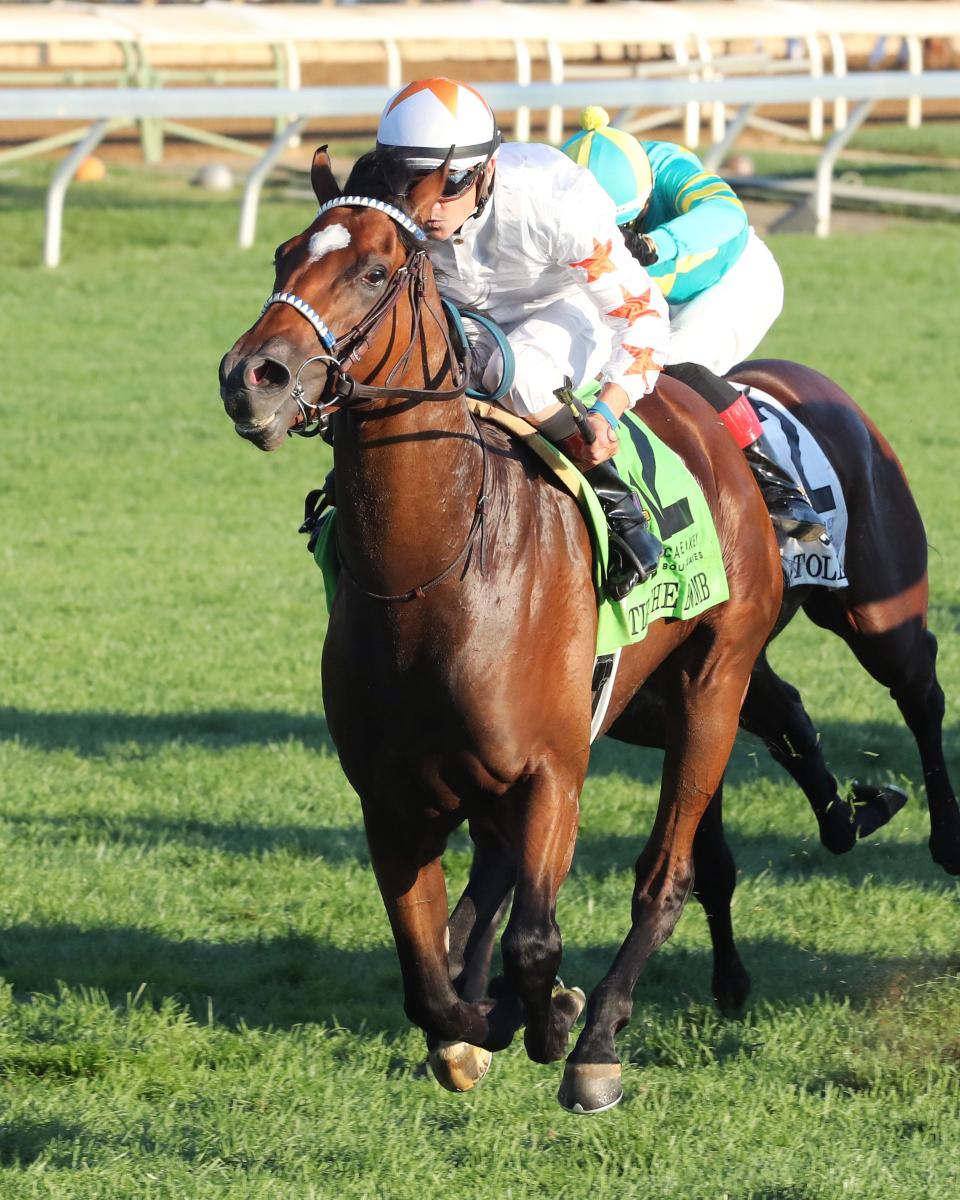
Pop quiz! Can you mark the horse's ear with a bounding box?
[311,146,341,206]
[406,148,454,223]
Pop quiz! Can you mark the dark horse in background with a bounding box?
[219,147,959,1112]
[623,357,960,1013]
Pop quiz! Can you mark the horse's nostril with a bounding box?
[247,358,290,390]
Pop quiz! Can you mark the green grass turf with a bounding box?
[1,159,959,1197]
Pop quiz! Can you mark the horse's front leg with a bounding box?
[559,639,753,1113]
[362,806,522,1092]
[500,773,586,1065]
[447,817,517,1004]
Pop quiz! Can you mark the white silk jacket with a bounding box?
[427,142,670,403]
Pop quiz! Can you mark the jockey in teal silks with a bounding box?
[562,107,825,543]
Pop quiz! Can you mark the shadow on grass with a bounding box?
[2,704,945,787]
[570,827,955,892]
[0,706,335,757]
[0,808,370,864]
[0,1116,85,1169]
[0,805,951,890]
[592,712,956,790]
[0,922,955,1040]
[0,923,405,1035]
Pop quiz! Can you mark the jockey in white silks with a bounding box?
[562,106,825,542]
[375,77,670,598]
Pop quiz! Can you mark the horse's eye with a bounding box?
[363,267,388,289]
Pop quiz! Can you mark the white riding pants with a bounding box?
[664,229,784,375]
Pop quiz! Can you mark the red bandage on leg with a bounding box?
[718,391,762,448]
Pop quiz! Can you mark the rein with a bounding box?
[264,193,487,603]
[336,413,489,603]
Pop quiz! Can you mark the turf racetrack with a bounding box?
[1,163,959,1198]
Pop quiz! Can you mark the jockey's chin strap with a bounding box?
[259,197,466,438]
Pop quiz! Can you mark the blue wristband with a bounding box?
[591,399,620,429]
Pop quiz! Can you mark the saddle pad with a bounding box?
[310,403,729,658]
[744,387,849,590]
[466,400,729,656]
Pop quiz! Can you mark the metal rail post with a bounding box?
[906,35,923,127]
[546,39,564,145]
[238,115,307,249]
[44,118,116,268]
[513,40,532,142]
[702,103,755,173]
[815,98,874,237]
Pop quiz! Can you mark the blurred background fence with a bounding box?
[3,1,960,261]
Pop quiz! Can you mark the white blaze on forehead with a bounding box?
[308,224,351,261]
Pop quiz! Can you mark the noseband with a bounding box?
[260,196,466,437]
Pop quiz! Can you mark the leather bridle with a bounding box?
[259,196,467,438]
[260,195,487,603]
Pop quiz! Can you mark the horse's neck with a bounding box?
[333,323,481,598]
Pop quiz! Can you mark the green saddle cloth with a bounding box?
[572,408,729,655]
[311,408,728,657]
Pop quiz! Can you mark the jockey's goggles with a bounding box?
[411,160,486,202]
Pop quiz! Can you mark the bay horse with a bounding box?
[220,147,782,1113]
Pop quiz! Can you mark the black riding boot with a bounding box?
[585,459,664,600]
[743,433,826,542]
[662,362,826,543]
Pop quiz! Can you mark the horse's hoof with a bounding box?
[552,982,587,1028]
[712,958,751,1017]
[427,1040,493,1093]
[930,843,960,877]
[930,829,960,876]
[850,782,908,840]
[557,1061,623,1114]
[818,798,857,855]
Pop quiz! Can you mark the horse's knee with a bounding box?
[633,863,694,919]
[501,918,562,987]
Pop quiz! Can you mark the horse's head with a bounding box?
[219,147,454,451]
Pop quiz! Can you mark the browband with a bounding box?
[315,195,427,242]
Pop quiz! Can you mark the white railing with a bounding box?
[4,70,960,265]
[5,2,960,150]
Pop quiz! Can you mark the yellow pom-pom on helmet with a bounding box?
[579,105,611,133]
[561,107,653,225]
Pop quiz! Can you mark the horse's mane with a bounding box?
[344,149,423,250]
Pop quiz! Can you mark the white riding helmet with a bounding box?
[377,77,501,171]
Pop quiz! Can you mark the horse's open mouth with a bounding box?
[232,401,298,451]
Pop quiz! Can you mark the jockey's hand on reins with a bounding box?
[575,414,620,468]
[558,414,619,469]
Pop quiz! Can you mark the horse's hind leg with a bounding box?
[692,783,751,1015]
[805,592,960,876]
[892,631,960,874]
[741,652,905,854]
